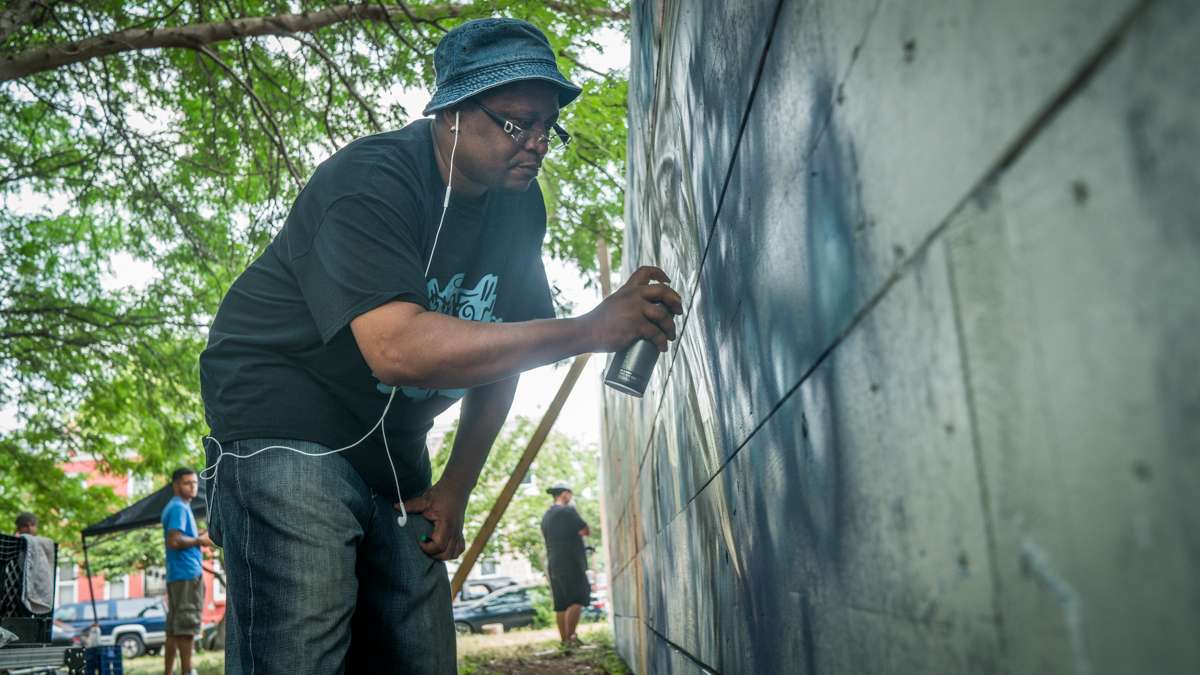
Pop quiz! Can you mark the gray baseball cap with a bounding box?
[546,483,573,496]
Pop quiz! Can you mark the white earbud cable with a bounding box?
[203,111,461,529]
[425,109,459,277]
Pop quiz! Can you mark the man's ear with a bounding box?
[436,108,458,133]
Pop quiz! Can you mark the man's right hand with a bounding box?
[582,266,684,353]
[197,531,214,548]
[351,265,684,390]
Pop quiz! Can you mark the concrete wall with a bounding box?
[601,0,1200,672]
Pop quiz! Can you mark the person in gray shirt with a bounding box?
[541,484,591,647]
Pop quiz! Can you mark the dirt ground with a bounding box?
[459,622,628,675]
[124,621,628,674]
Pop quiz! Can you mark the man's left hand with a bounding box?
[399,481,469,561]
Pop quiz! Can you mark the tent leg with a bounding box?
[81,535,99,627]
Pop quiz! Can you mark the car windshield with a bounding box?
[486,586,544,608]
[58,603,108,620]
[460,583,491,601]
[115,599,157,619]
[56,605,78,621]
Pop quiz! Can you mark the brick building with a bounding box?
[57,458,225,626]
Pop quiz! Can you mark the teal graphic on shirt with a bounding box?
[377,273,504,401]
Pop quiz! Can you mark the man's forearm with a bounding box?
[364,309,593,390]
[438,377,518,493]
[167,534,205,550]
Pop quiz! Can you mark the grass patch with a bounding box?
[119,622,629,674]
[459,623,628,675]
[124,649,224,675]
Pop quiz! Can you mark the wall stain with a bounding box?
[1021,540,1092,675]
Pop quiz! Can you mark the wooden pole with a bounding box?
[451,353,591,597]
[594,237,613,609]
[597,237,612,298]
[449,240,615,598]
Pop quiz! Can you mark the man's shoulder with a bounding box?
[312,121,433,196]
[161,497,185,521]
[544,504,574,521]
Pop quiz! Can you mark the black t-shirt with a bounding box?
[541,504,589,574]
[199,119,555,501]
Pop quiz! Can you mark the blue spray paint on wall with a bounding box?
[610,0,1200,673]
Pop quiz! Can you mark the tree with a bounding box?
[432,415,603,575]
[83,527,163,580]
[0,1,627,549]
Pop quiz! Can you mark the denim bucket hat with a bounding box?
[423,18,582,116]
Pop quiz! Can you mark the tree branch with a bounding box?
[559,49,609,79]
[191,44,303,187]
[289,34,382,132]
[372,0,424,57]
[0,2,629,81]
[0,0,48,45]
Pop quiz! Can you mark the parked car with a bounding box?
[55,597,166,658]
[49,617,79,645]
[453,584,548,635]
[453,575,518,605]
[582,588,607,622]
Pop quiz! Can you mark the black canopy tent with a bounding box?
[77,483,207,625]
[81,482,206,540]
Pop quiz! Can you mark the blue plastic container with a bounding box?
[84,645,123,675]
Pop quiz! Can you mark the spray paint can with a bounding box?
[603,337,660,397]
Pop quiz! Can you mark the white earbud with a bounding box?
[201,110,471,533]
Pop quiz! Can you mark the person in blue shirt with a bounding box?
[161,467,211,675]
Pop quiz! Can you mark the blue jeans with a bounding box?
[205,438,455,674]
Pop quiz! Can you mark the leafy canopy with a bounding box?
[433,416,603,575]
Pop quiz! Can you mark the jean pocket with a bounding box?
[406,515,441,556]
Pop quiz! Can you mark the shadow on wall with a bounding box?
[670,75,863,672]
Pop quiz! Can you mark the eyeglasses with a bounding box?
[473,100,571,152]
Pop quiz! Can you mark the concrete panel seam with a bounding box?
[983,0,1153,181]
[643,615,723,674]
[630,0,790,480]
[649,0,1165,536]
[661,229,918,536]
[801,0,888,173]
[632,0,888,511]
[943,234,1010,667]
